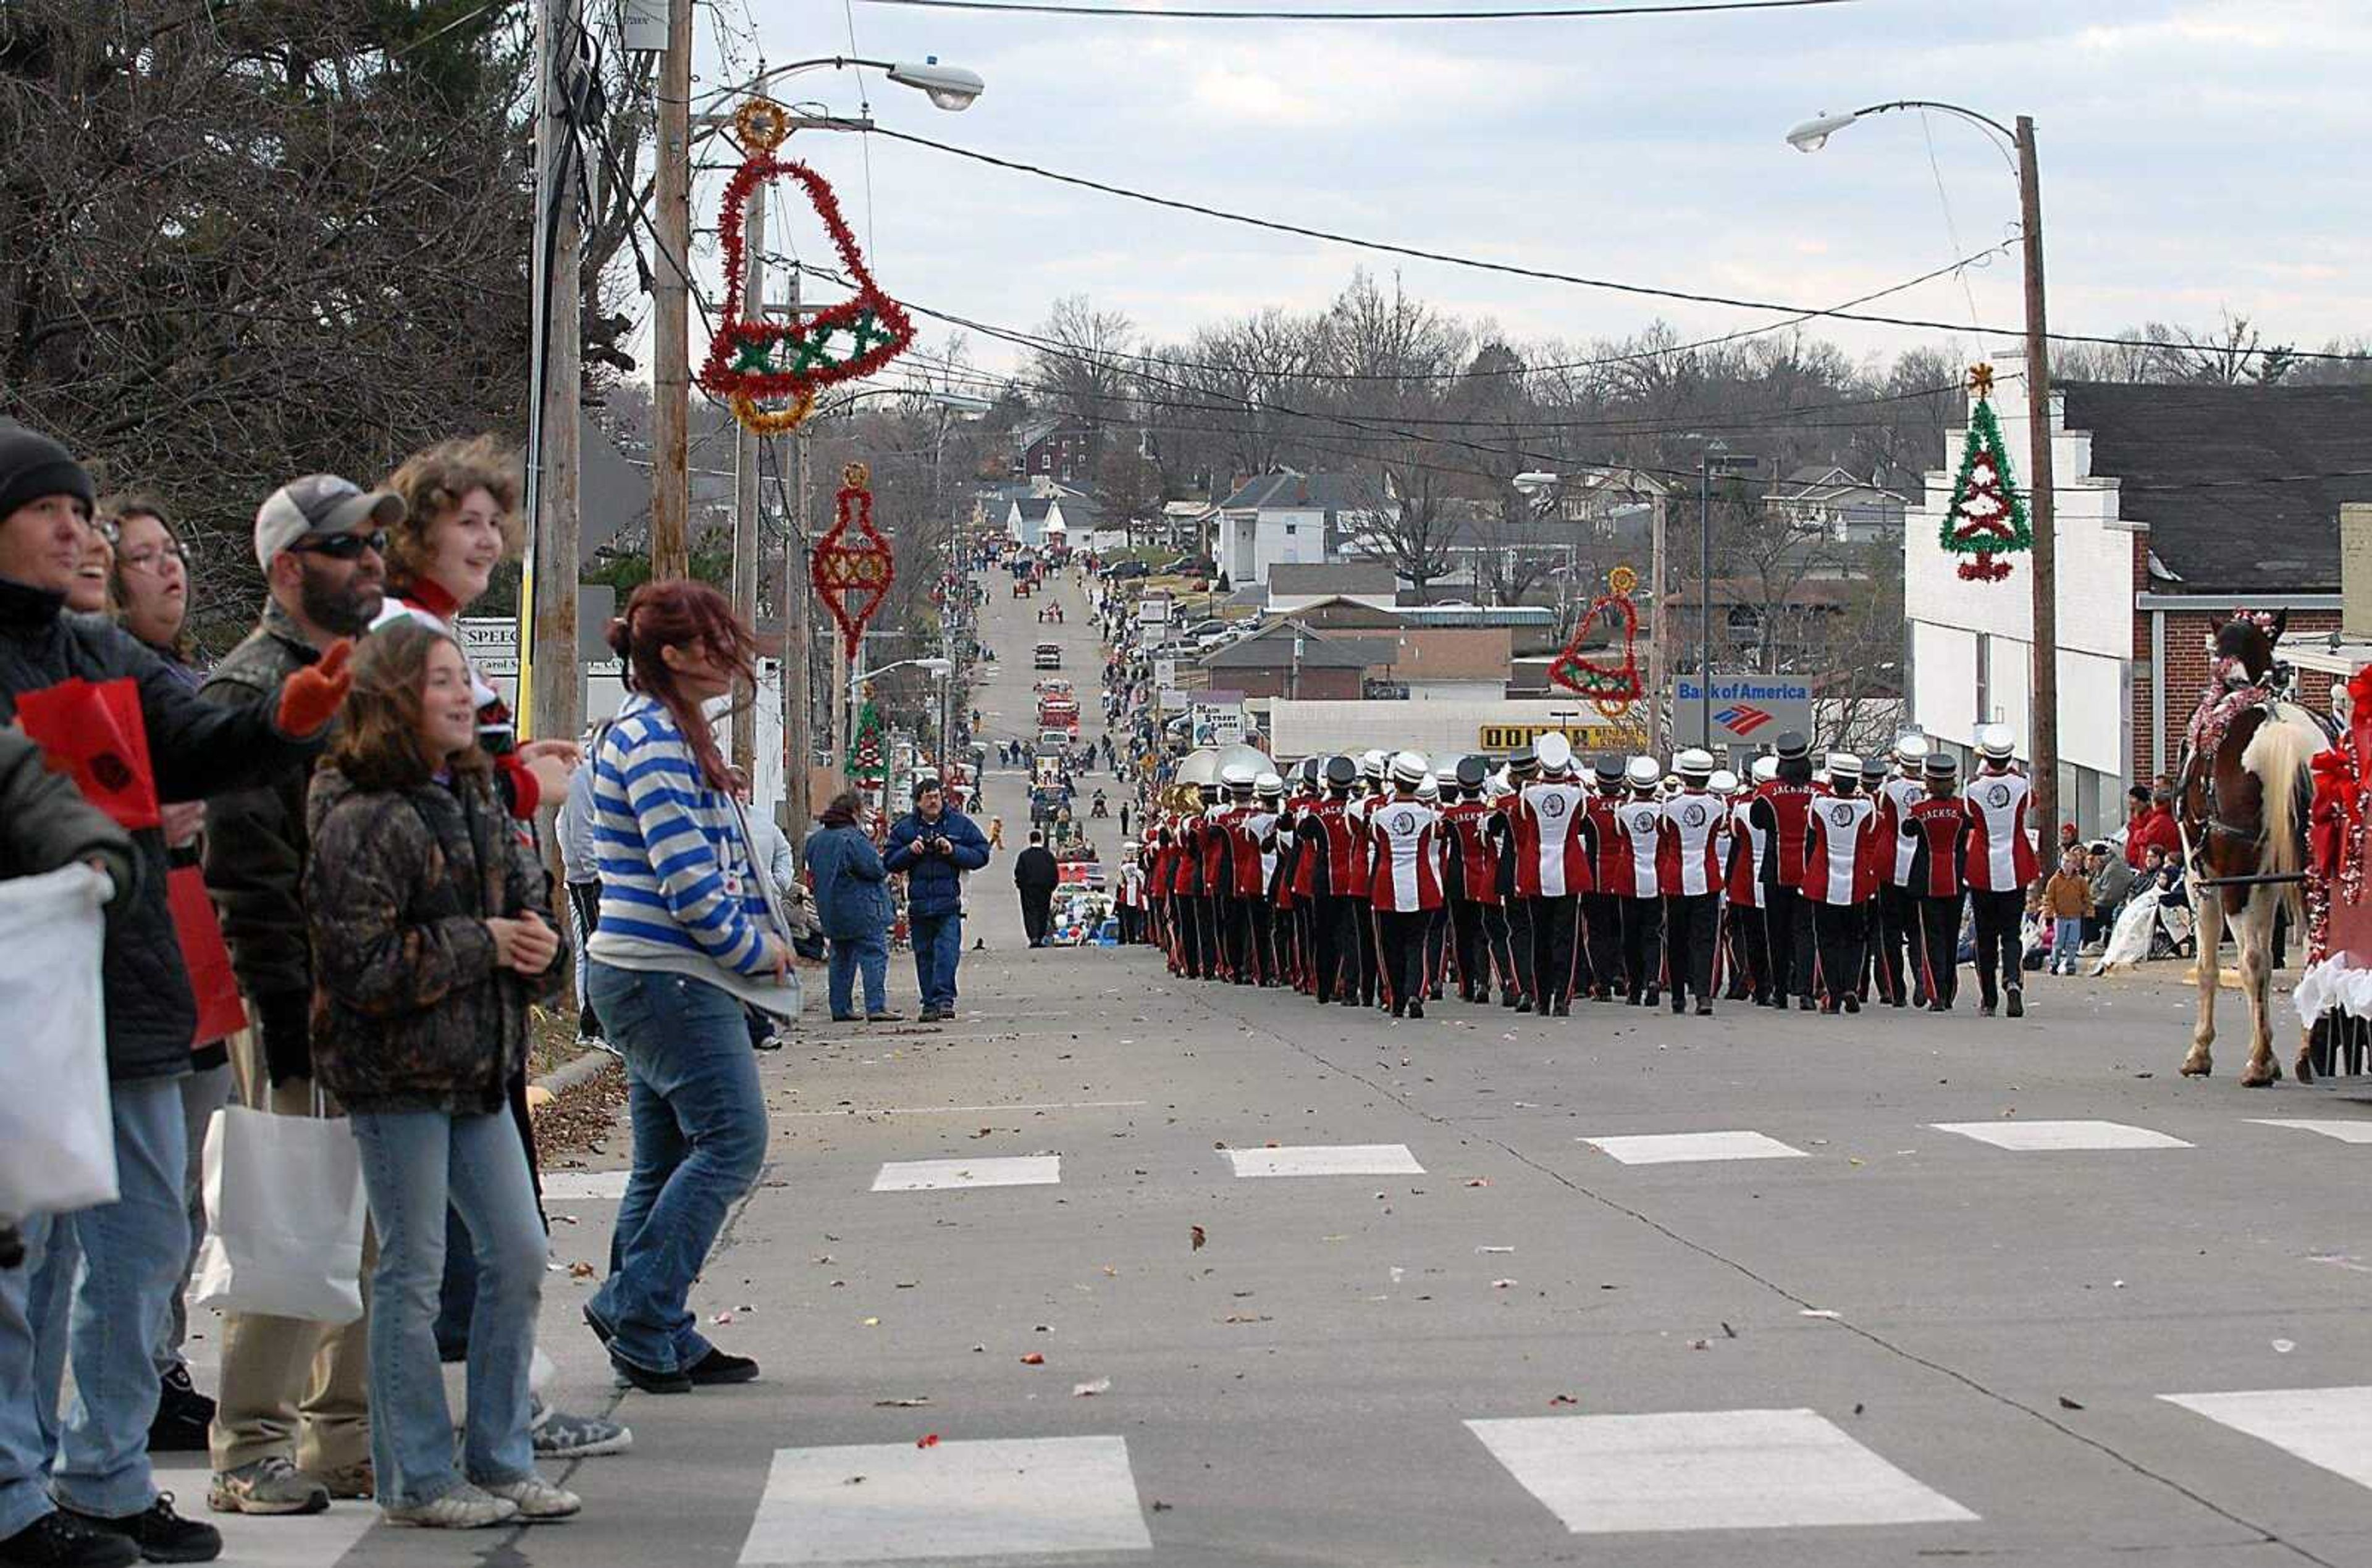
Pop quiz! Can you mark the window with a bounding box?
[1974,632,1992,726]
[1284,523,1297,536]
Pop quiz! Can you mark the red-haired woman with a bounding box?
[581,581,799,1391]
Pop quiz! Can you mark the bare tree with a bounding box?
[1030,295,1136,461]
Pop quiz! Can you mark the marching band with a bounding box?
[1114,723,2038,1021]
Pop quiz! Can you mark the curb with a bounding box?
[534,1047,618,1100]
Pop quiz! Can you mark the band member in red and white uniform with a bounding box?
[1614,755,1668,1007]
[1440,755,1502,1004]
[1901,752,1974,1011]
[1798,752,1885,1013]
[1115,839,1148,945]
[1348,750,1390,1007]
[1872,734,1930,1007]
[1494,747,1544,1010]
[1962,722,2038,1018]
[1369,752,1445,1019]
[1748,730,1820,1009]
[1293,755,1366,1005]
[1577,755,1627,1003]
[1182,783,1222,979]
[1719,762,1769,1002]
[1657,748,1727,1016]
[1241,772,1287,986]
[1272,763,1312,990]
[1515,734,1591,1016]
[1418,770,1452,999]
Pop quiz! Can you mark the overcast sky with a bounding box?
[697,0,2370,382]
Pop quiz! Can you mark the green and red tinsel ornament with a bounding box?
[812,462,896,660]
[1549,564,1645,719]
[698,99,916,435]
[1940,363,2033,583]
[846,698,885,780]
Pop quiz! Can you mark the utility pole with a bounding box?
[1697,450,1714,753]
[2017,112,2061,845]
[778,270,814,844]
[730,182,767,782]
[649,0,691,579]
[526,0,583,745]
[1647,488,1669,752]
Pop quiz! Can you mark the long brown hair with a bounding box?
[327,620,490,790]
[607,579,755,791]
[380,435,521,595]
[98,493,194,663]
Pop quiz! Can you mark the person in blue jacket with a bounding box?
[883,774,991,1021]
[804,790,901,1023]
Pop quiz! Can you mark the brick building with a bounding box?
[1195,622,1369,701]
[1904,380,2372,835]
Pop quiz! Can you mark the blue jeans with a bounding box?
[0,1077,188,1533]
[349,1109,544,1508]
[2053,915,2084,972]
[830,931,889,1018]
[586,964,768,1375]
[911,913,962,1012]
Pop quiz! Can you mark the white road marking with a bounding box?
[540,1170,629,1199]
[737,1435,1152,1564]
[1467,1409,1977,1534]
[871,1155,1062,1191]
[2247,1118,2372,1144]
[1928,1120,2191,1151]
[1224,1143,1425,1178]
[1579,1131,1809,1165]
[2163,1387,2372,1491]
[153,1463,377,1565]
[786,1100,1146,1119]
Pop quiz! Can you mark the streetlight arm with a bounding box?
[1850,99,2017,145]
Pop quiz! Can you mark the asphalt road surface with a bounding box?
[183,564,2372,1567]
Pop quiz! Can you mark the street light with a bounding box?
[697,54,985,114]
[1785,98,2063,845]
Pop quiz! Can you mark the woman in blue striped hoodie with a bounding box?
[581,581,798,1392]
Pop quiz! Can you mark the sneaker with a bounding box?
[148,1369,213,1453]
[382,1484,518,1530]
[608,1354,691,1396]
[479,1477,580,1522]
[532,1402,633,1458]
[865,1010,906,1022]
[829,1013,860,1023]
[306,1462,373,1502]
[0,1510,139,1568]
[56,1496,220,1564]
[2006,988,2025,1019]
[686,1348,760,1386]
[207,1457,329,1517]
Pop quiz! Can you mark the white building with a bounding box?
[1213,469,1389,587]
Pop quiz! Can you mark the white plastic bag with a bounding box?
[191,1103,368,1325]
[0,863,117,1217]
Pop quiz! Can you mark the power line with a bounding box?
[853,0,1859,20]
[867,127,2372,364]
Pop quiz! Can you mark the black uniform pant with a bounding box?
[1876,884,1919,1004]
[1970,887,2025,1005]
[1581,893,1625,997]
[1220,893,1251,980]
[1247,902,1274,985]
[1424,908,1449,996]
[1022,889,1054,946]
[1664,893,1720,1005]
[568,881,605,1039]
[1483,903,1516,999]
[1918,893,1964,1008]
[1312,894,1359,1004]
[1812,900,1868,1005]
[1355,896,1380,1004]
[1449,899,1492,999]
[1377,910,1432,1013]
[1622,895,1665,999]
[1118,905,1144,945]
[1531,894,1579,1010]
[1763,884,1815,1001]
[1726,902,1768,1001]
[1504,897,1537,1004]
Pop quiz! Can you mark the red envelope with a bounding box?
[15,676,161,831]
[167,864,248,1046]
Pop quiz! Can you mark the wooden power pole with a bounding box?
[2017,113,2061,845]
[649,0,691,579]
[528,0,583,747]
[778,269,814,843]
[730,182,766,781]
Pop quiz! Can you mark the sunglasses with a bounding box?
[288,530,387,561]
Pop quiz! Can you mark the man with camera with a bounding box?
[885,776,991,1022]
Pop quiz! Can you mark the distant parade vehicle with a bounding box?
[1033,640,1062,670]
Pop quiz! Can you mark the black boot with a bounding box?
[2005,987,2024,1018]
[147,1366,214,1453]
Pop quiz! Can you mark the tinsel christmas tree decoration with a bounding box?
[1940,363,2033,583]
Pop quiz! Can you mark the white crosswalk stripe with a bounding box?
[870,1155,1062,1191]
[1579,1130,1809,1165]
[1466,1408,1977,1533]
[1928,1120,2190,1151]
[2246,1118,2372,1144]
[1224,1142,1424,1177]
[2161,1386,2372,1491]
[736,1435,1153,1564]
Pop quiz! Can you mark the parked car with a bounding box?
[1101,559,1151,581]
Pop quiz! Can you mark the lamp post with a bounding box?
[1787,99,2061,844]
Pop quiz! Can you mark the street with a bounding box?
[188,565,2372,1568]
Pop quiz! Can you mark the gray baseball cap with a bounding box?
[254,474,403,572]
